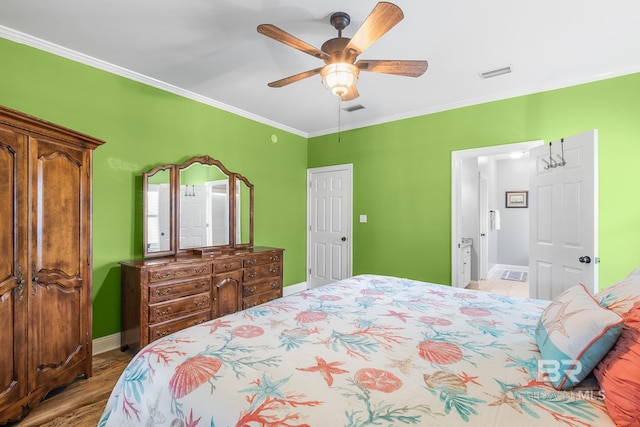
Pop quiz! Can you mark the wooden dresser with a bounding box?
[120,247,283,352]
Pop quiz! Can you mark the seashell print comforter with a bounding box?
[99,274,615,426]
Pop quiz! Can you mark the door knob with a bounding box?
[341,236,347,241]
[579,256,591,264]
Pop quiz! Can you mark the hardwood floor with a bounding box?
[9,349,133,427]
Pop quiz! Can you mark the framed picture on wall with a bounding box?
[505,191,528,208]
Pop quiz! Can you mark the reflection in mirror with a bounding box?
[146,168,171,253]
[179,162,230,250]
[142,155,254,257]
[236,178,252,246]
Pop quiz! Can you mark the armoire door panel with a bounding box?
[28,138,89,390]
[32,141,85,276]
[0,289,24,411]
[0,128,28,412]
[29,285,85,388]
[0,136,17,275]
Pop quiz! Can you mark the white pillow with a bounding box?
[596,274,640,315]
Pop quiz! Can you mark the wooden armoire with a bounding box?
[0,106,105,423]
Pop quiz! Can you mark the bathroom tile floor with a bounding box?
[465,267,529,298]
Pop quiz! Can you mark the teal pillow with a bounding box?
[535,284,623,390]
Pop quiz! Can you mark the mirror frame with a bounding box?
[142,155,254,258]
[142,164,176,258]
[233,173,254,249]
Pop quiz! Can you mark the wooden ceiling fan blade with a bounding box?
[356,60,428,77]
[257,24,329,60]
[340,85,359,101]
[267,67,323,88]
[344,2,404,55]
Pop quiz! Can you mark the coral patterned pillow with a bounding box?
[596,274,640,315]
[535,284,623,390]
[593,301,640,427]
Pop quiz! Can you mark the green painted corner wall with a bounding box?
[0,38,308,338]
[3,35,640,340]
[308,73,640,289]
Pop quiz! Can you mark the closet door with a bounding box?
[0,128,28,417]
[27,136,91,390]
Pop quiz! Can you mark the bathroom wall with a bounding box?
[496,157,530,266]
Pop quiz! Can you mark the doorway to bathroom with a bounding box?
[452,131,598,300]
[451,140,543,296]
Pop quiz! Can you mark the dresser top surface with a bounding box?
[120,246,283,268]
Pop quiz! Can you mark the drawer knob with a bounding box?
[152,272,171,280]
[156,289,170,297]
[156,329,171,337]
[155,308,171,316]
[247,259,257,265]
[248,272,257,278]
[193,319,206,326]
[247,286,256,294]
[194,282,206,289]
[194,267,207,274]
[270,267,280,274]
[194,299,207,306]
[271,282,279,288]
[270,256,279,262]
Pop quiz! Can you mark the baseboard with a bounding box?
[283,281,308,296]
[498,263,529,272]
[94,282,310,355]
[93,332,121,355]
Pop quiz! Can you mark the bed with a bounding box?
[99,274,624,426]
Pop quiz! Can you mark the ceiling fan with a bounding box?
[257,2,428,101]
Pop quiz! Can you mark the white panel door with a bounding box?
[180,185,208,248]
[529,130,598,300]
[308,165,352,288]
[158,184,171,250]
[207,180,229,246]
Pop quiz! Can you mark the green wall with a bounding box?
[0,38,308,339]
[3,35,640,340]
[309,73,640,289]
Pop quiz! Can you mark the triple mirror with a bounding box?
[143,155,253,258]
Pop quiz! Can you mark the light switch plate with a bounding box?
[359,215,367,223]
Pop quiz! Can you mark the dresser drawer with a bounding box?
[243,288,281,309]
[149,311,210,342]
[213,258,242,274]
[243,252,282,267]
[243,277,282,297]
[149,293,211,323]
[149,277,211,303]
[244,262,282,281]
[148,262,211,283]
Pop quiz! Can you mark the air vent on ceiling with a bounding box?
[479,65,512,79]
[342,104,366,112]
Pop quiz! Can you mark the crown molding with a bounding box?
[0,25,308,138]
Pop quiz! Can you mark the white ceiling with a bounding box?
[1,1,639,137]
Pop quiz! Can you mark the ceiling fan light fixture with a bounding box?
[321,63,359,97]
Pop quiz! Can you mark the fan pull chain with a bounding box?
[338,97,342,143]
